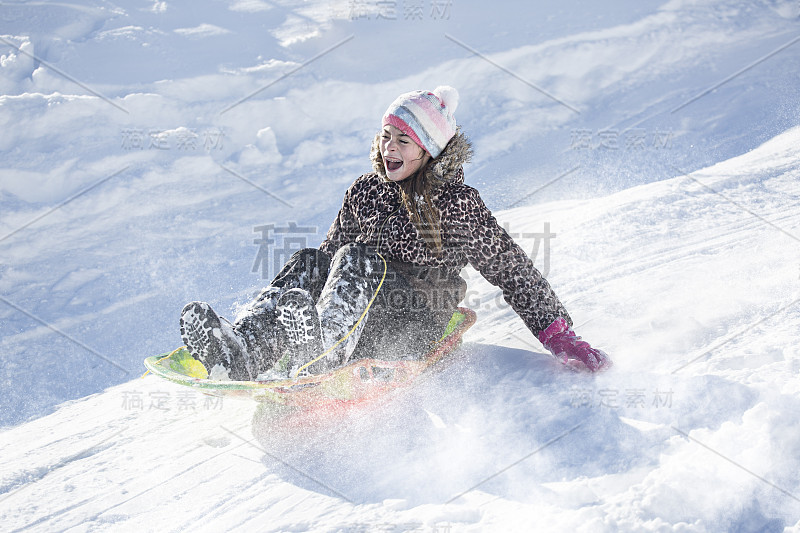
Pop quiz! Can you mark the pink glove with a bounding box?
[538,317,612,372]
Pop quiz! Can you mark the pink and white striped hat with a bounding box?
[382,86,459,159]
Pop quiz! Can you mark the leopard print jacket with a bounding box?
[320,130,572,336]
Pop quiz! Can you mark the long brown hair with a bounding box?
[371,133,443,254]
[398,157,442,254]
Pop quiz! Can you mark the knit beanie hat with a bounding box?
[382,86,459,159]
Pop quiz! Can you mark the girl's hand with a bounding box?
[538,318,613,372]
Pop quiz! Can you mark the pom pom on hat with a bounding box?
[432,85,459,115]
[382,86,459,159]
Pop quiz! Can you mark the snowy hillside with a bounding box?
[2,126,799,531]
[2,0,800,530]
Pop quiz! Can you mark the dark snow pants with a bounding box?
[253,243,458,364]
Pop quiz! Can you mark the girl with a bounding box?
[180,86,611,380]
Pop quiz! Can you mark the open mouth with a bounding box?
[385,158,403,172]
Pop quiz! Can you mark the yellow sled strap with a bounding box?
[293,252,389,378]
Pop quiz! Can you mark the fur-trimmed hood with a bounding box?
[370,128,473,186]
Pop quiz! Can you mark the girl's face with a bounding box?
[380,125,429,182]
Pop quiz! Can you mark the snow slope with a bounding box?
[2,126,799,531]
[2,0,800,425]
[1,0,800,530]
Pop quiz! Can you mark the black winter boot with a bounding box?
[231,306,283,378]
[275,288,327,376]
[180,298,285,381]
[231,286,285,378]
[274,244,385,375]
[180,301,252,380]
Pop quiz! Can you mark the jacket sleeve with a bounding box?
[319,178,361,258]
[455,187,572,336]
